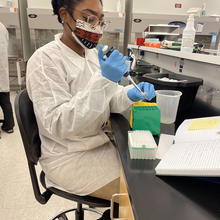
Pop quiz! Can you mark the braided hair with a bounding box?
[52,0,103,23]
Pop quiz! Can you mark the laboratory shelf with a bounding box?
[145,32,180,36]
[129,44,220,90]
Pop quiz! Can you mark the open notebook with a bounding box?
[155,116,220,177]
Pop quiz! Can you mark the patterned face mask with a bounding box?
[67,19,103,49]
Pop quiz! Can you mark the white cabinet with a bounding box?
[0,0,19,28]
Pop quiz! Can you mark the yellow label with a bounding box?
[188,118,220,130]
[133,102,157,107]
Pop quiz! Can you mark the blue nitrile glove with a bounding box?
[98,44,128,83]
[127,82,156,102]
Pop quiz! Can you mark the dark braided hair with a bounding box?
[52,0,103,23]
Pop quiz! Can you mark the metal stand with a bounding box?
[123,0,133,55]
[50,204,103,220]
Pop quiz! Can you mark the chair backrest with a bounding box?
[15,89,52,204]
[15,89,41,164]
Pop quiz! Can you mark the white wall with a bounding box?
[0,0,6,7]
[134,0,203,14]
[26,0,220,35]
[27,0,220,15]
[102,0,118,12]
[27,0,51,9]
[0,0,18,8]
[27,0,119,11]
[205,0,220,15]
[134,0,220,15]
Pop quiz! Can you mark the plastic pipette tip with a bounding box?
[102,45,108,52]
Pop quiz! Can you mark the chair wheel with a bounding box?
[57,213,68,220]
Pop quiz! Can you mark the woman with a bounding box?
[0,22,14,133]
[27,0,155,205]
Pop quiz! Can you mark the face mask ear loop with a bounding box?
[66,22,74,32]
[65,11,78,32]
[68,11,77,23]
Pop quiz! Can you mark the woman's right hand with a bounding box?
[98,44,128,83]
[127,82,156,102]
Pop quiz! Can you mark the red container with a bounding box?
[136,38,145,46]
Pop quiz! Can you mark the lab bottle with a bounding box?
[181,15,196,53]
[201,3,206,16]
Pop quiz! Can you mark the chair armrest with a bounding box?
[28,162,53,204]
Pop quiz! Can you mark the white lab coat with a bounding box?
[0,22,10,92]
[26,34,133,195]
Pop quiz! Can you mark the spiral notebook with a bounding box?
[155,116,220,177]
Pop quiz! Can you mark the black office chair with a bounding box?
[14,89,110,220]
[0,119,3,139]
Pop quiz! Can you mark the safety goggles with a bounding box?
[69,9,110,30]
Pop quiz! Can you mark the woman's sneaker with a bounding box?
[2,127,14,133]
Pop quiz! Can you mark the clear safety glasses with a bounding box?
[72,9,110,30]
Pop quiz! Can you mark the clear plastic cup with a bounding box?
[156,90,182,124]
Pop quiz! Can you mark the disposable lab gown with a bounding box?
[26,34,133,195]
[0,22,10,92]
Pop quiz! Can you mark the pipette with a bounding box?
[125,49,148,100]
[104,46,148,101]
[127,74,148,101]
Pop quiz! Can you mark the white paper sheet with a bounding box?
[156,134,175,159]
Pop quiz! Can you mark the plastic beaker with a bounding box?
[156,90,182,124]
